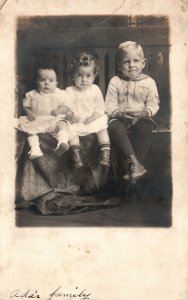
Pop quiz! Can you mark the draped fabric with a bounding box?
[16,131,120,216]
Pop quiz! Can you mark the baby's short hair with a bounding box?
[35,62,58,79]
[69,52,99,77]
[37,66,57,75]
[116,41,145,64]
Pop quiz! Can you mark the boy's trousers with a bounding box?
[108,119,153,162]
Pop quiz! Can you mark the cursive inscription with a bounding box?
[10,290,40,298]
[47,286,91,300]
[9,287,91,300]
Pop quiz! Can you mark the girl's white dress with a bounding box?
[65,84,108,139]
[16,88,71,134]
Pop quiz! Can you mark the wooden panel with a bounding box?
[16,16,170,128]
[108,49,116,79]
[96,49,106,95]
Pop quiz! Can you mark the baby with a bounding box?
[65,51,110,168]
[17,66,75,159]
[105,41,160,183]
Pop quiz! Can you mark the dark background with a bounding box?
[16,15,170,130]
[16,16,172,227]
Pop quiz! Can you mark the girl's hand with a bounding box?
[84,116,95,124]
[126,110,149,126]
[66,113,79,124]
[85,112,101,124]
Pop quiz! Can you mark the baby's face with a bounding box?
[73,65,95,90]
[37,69,57,94]
[120,49,145,79]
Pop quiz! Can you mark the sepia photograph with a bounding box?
[15,15,172,227]
[1,1,188,299]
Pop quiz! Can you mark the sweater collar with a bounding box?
[117,73,148,82]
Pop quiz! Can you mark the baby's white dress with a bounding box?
[16,88,71,134]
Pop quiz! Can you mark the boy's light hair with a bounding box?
[116,41,145,66]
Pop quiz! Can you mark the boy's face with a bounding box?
[73,65,95,90]
[120,49,145,79]
[37,69,58,94]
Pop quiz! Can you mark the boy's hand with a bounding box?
[116,111,142,126]
[116,112,135,124]
[127,110,149,126]
[115,111,124,120]
[129,110,149,120]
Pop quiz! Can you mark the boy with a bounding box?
[105,41,160,182]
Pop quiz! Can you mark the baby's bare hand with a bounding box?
[70,118,79,124]
[51,109,58,116]
[27,112,36,121]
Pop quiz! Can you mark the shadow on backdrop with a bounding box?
[15,15,172,227]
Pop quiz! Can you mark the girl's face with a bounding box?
[73,65,95,90]
[37,69,58,94]
[120,49,145,79]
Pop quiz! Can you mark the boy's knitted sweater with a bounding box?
[105,73,160,118]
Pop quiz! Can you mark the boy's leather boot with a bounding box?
[123,155,146,183]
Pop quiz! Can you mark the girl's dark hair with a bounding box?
[69,52,99,77]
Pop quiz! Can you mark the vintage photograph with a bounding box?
[15,15,172,227]
[1,1,188,299]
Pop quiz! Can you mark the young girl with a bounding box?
[65,51,110,168]
[16,67,76,160]
[105,41,160,183]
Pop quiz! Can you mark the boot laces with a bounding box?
[129,158,140,174]
[101,149,110,159]
[132,160,138,171]
[72,150,80,161]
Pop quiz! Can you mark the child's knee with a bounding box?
[97,129,110,142]
[108,120,127,136]
[69,135,80,146]
[134,119,153,134]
